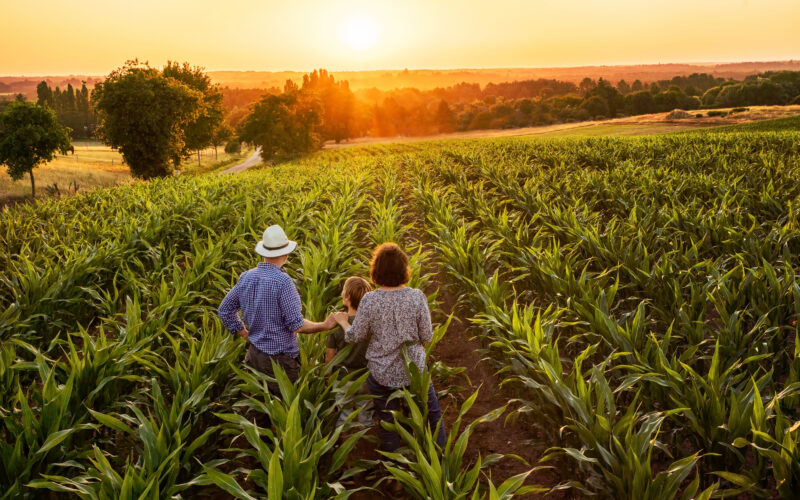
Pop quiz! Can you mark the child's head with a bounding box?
[342,276,371,310]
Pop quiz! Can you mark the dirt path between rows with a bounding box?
[347,279,559,499]
[430,283,561,495]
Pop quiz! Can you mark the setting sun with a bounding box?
[339,14,379,51]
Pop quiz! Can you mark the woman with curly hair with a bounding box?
[332,242,447,452]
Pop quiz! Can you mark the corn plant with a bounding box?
[0,359,95,499]
[379,355,544,499]
[204,362,371,499]
[4,129,800,499]
[30,370,231,497]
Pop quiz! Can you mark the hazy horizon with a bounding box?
[1,58,799,79]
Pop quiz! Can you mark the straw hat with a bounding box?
[255,225,297,258]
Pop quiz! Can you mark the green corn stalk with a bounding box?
[380,354,546,499]
[0,360,96,499]
[205,361,371,499]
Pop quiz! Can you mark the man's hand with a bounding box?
[298,317,337,334]
[236,329,249,342]
[323,313,338,330]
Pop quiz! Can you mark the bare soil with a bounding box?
[431,285,562,495]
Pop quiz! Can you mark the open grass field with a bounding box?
[529,122,711,137]
[707,114,800,133]
[0,141,129,200]
[0,141,253,200]
[3,125,800,498]
[322,105,800,149]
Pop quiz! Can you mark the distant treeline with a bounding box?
[6,61,797,183]
[5,68,799,153]
[35,81,96,139]
[224,70,800,140]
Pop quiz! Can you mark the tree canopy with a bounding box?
[92,60,203,178]
[301,69,360,143]
[0,101,71,198]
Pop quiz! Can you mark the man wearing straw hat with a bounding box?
[218,224,335,395]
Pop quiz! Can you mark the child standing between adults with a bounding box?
[326,276,374,425]
[326,276,371,371]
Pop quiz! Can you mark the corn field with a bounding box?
[2,129,800,498]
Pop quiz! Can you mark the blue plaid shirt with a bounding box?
[218,262,304,357]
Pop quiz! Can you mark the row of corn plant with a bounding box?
[406,131,800,497]
[1,162,343,497]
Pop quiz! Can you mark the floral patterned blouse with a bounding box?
[344,287,432,388]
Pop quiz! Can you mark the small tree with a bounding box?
[92,60,202,178]
[36,81,54,108]
[581,95,610,119]
[238,89,321,162]
[435,100,457,133]
[0,101,70,198]
[211,124,233,159]
[579,77,597,95]
[224,137,241,154]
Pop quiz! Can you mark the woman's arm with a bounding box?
[417,290,434,344]
[343,297,371,343]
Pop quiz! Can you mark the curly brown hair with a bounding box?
[369,242,411,287]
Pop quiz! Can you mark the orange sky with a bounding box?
[1,0,799,75]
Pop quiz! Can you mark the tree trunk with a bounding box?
[214,145,218,160]
[197,151,201,167]
[29,169,35,199]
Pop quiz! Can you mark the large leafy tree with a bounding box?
[92,60,202,178]
[0,101,70,198]
[162,61,225,165]
[239,83,321,162]
[587,78,624,118]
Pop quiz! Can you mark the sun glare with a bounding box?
[339,14,379,51]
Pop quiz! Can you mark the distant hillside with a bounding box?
[206,61,800,91]
[2,61,799,97]
[0,75,103,99]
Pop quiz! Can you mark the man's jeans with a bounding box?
[366,373,447,452]
[245,344,300,396]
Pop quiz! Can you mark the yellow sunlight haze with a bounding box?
[0,0,798,74]
[339,14,380,51]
